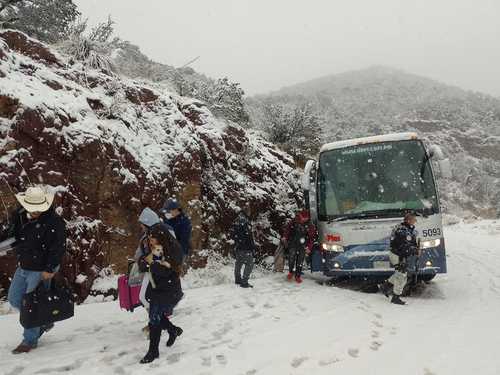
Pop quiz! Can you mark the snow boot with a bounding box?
[140,325,161,364]
[380,281,392,298]
[163,318,183,347]
[287,272,294,281]
[295,276,303,284]
[391,295,406,305]
[240,281,253,288]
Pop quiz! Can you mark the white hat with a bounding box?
[15,186,55,213]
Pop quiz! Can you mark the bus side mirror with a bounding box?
[429,144,452,179]
[428,145,445,160]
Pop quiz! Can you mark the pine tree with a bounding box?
[0,0,79,43]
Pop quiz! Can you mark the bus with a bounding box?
[303,132,451,282]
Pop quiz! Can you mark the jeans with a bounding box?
[235,252,254,283]
[8,268,51,347]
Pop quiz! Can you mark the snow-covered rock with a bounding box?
[0,30,300,300]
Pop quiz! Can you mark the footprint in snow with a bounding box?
[371,330,380,339]
[167,352,184,364]
[374,313,383,319]
[318,357,339,367]
[370,341,383,351]
[424,368,437,375]
[372,320,384,328]
[6,366,24,375]
[216,354,228,366]
[246,370,258,375]
[202,356,212,367]
[348,348,360,358]
[291,356,309,368]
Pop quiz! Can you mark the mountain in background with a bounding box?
[249,66,500,217]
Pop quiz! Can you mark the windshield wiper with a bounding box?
[329,209,411,222]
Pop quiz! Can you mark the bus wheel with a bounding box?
[420,274,436,283]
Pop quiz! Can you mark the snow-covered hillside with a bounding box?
[0,30,300,300]
[1,221,499,374]
[249,66,500,217]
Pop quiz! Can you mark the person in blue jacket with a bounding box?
[161,199,192,263]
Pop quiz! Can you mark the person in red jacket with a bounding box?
[282,210,316,283]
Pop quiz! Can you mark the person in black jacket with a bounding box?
[139,224,184,364]
[229,205,256,289]
[380,213,419,305]
[161,198,192,263]
[3,186,66,354]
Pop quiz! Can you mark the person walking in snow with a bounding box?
[229,204,256,289]
[139,224,184,364]
[161,198,192,264]
[380,213,420,305]
[282,210,315,284]
[135,207,178,333]
[1,186,66,354]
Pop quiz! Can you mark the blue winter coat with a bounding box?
[165,213,192,257]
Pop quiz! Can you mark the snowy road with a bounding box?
[0,221,499,375]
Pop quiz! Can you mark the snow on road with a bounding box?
[1,221,499,375]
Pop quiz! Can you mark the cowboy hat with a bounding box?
[15,186,54,213]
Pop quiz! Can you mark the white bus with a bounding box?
[304,132,451,282]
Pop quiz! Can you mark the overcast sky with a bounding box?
[75,0,500,97]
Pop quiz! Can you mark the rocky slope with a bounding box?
[0,30,300,301]
[250,66,500,217]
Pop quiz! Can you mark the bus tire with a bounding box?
[420,274,436,283]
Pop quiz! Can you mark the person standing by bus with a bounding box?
[282,210,316,284]
[380,213,419,305]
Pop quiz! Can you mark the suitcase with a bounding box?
[118,275,142,312]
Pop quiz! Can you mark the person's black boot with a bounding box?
[391,295,406,305]
[235,279,242,285]
[163,318,183,347]
[380,281,392,298]
[140,325,161,364]
[240,281,253,288]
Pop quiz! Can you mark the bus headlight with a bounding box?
[425,260,433,267]
[322,243,344,252]
[333,262,341,269]
[420,239,441,249]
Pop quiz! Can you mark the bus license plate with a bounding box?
[373,261,390,269]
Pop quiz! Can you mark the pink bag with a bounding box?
[118,275,142,312]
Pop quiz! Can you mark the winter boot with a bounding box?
[380,281,392,298]
[287,272,294,281]
[240,281,253,288]
[391,295,406,305]
[295,275,303,284]
[163,318,183,347]
[140,324,161,364]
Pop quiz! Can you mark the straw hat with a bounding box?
[15,186,54,213]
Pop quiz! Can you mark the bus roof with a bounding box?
[320,132,419,153]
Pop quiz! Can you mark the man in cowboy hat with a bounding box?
[5,185,66,354]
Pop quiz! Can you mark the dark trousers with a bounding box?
[235,252,254,283]
[288,246,305,276]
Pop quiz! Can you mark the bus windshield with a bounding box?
[318,140,439,220]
